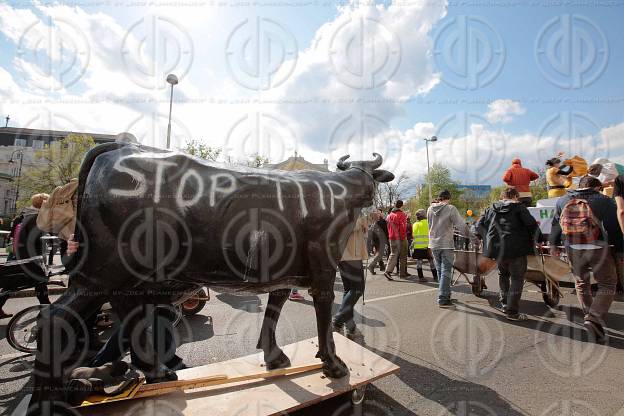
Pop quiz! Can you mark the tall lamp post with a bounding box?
[165,73,179,149]
[424,136,437,204]
[9,149,24,213]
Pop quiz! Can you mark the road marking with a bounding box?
[365,288,437,303]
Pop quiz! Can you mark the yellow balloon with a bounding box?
[466,210,473,217]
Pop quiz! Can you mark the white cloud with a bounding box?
[485,99,526,124]
[261,1,447,158]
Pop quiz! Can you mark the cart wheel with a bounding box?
[351,385,367,405]
[7,305,47,353]
[471,276,484,297]
[540,281,560,307]
[182,289,208,316]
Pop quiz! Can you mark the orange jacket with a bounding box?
[502,160,539,193]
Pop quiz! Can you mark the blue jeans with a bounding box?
[334,261,365,331]
[432,249,454,303]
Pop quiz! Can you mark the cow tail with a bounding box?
[73,142,131,243]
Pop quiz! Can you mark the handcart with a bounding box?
[451,248,497,297]
[524,247,571,307]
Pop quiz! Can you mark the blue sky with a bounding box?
[0,0,622,186]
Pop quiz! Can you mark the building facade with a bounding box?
[264,153,329,172]
[0,127,116,217]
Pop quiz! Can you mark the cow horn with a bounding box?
[370,153,383,169]
[337,155,351,171]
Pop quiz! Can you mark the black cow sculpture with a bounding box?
[29,142,394,409]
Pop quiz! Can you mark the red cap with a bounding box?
[512,158,522,165]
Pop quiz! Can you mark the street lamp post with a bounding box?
[166,74,179,149]
[9,149,24,214]
[424,136,437,204]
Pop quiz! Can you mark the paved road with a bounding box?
[1,264,624,416]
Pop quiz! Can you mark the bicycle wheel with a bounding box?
[7,304,47,353]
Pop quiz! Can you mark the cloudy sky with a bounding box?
[0,0,622,187]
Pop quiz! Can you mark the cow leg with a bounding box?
[256,289,291,370]
[310,273,349,379]
[30,287,104,407]
[111,298,177,384]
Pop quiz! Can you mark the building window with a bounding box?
[32,139,44,149]
[14,138,27,147]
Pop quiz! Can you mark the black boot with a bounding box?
[417,268,426,282]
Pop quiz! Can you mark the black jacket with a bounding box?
[549,188,623,253]
[476,201,540,260]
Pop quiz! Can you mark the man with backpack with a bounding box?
[550,176,622,342]
[476,188,540,321]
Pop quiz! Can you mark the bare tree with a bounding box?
[373,174,409,211]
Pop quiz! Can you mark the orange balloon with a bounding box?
[466,210,473,217]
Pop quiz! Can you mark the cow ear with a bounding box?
[373,170,395,183]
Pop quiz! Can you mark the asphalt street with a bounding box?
[1,263,624,416]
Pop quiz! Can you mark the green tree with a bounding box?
[247,153,270,168]
[183,140,221,161]
[410,164,463,213]
[18,134,95,210]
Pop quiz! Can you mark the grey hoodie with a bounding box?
[427,202,471,250]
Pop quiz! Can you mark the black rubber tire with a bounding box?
[182,289,207,316]
[541,281,561,307]
[7,304,46,353]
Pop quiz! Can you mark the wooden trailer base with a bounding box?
[80,334,399,416]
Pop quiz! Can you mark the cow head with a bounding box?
[335,153,395,206]
[336,153,395,183]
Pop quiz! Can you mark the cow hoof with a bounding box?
[144,365,178,384]
[322,356,349,379]
[266,351,291,370]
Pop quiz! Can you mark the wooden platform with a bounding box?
[79,334,399,416]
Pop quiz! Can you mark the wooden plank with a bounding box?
[80,334,399,416]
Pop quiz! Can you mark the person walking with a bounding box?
[428,190,471,307]
[550,176,622,342]
[384,200,409,280]
[615,174,624,293]
[406,216,413,258]
[411,209,437,282]
[502,158,539,207]
[368,209,388,274]
[0,194,51,319]
[333,212,371,340]
[476,188,540,321]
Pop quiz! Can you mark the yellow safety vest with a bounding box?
[412,219,429,249]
